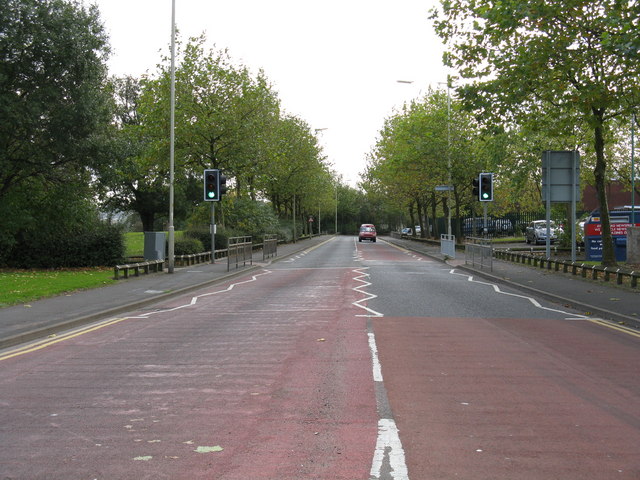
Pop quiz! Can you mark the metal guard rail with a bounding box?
[228,236,253,271]
[114,259,165,279]
[495,249,639,288]
[263,234,278,261]
[465,237,493,271]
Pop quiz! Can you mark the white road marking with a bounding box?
[352,268,383,318]
[353,265,410,479]
[368,332,383,382]
[370,419,410,480]
[448,269,590,319]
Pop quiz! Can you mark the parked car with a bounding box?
[400,227,412,236]
[359,224,377,242]
[525,220,562,244]
[463,217,495,236]
[494,218,514,234]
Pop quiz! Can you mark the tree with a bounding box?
[432,0,640,265]
[260,114,330,218]
[0,0,111,199]
[98,76,178,232]
[0,0,114,263]
[365,89,484,238]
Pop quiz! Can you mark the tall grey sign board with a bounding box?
[542,150,581,202]
[541,150,581,260]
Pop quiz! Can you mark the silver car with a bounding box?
[525,220,561,244]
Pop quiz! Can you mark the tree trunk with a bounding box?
[592,108,616,266]
[430,192,438,238]
[416,197,424,238]
[408,201,416,234]
[140,212,155,232]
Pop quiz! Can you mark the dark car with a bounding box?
[463,217,495,236]
[359,224,377,242]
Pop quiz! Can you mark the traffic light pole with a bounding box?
[483,202,489,236]
[210,202,216,264]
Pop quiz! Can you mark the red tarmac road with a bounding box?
[0,261,378,479]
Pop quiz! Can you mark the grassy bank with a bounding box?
[0,268,115,308]
[0,232,176,307]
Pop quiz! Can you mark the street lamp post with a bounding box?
[632,111,636,225]
[440,77,452,238]
[167,0,176,273]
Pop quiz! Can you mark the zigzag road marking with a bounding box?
[448,268,589,318]
[352,267,383,318]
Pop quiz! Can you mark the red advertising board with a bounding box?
[584,222,638,236]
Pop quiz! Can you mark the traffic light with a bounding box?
[472,177,480,199]
[218,172,227,198]
[203,169,226,202]
[479,172,493,202]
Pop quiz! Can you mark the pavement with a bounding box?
[1,234,639,350]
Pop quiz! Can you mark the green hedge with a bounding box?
[6,223,125,268]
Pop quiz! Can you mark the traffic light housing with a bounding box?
[218,172,227,198]
[203,169,226,202]
[472,177,480,199]
[479,172,493,201]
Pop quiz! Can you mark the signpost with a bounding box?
[542,150,581,261]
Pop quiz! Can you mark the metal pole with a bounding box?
[210,202,215,264]
[483,202,488,237]
[335,186,338,234]
[632,112,636,225]
[545,151,552,258]
[446,76,452,237]
[167,0,176,273]
[571,150,578,262]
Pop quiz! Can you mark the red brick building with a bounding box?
[582,182,640,211]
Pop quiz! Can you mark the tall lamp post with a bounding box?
[632,111,636,225]
[314,127,329,236]
[438,76,453,237]
[167,0,176,273]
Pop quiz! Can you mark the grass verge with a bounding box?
[0,268,115,308]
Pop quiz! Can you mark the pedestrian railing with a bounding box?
[228,236,253,272]
[465,237,493,271]
[263,234,278,261]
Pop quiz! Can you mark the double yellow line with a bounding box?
[586,318,640,338]
[0,316,131,362]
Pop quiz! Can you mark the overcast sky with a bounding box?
[92,0,449,186]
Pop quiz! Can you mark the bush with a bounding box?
[174,237,204,255]
[183,227,230,252]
